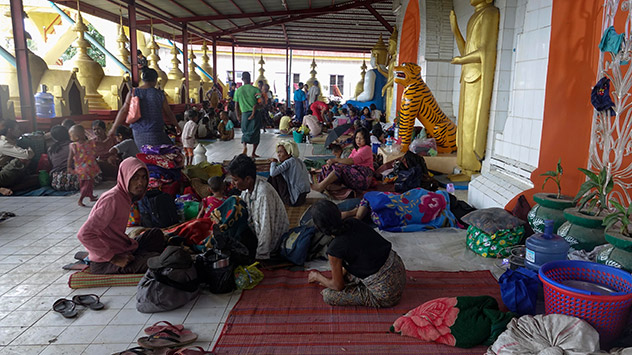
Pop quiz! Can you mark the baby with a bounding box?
[197,176,226,218]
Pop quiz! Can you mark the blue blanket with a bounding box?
[14,186,77,196]
[363,189,458,232]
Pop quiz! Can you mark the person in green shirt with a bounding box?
[234,72,262,158]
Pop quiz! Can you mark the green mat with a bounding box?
[310,144,331,156]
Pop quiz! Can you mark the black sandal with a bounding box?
[53,298,77,318]
[72,294,105,310]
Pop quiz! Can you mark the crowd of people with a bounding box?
[0,68,458,311]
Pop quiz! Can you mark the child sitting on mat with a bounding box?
[197,176,226,218]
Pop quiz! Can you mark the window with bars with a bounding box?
[330,75,344,96]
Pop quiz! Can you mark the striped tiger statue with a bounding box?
[394,62,457,154]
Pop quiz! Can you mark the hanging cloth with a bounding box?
[599,26,625,54]
[591,77,616,116]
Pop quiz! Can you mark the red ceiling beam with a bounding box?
[282,24,289,46]
[364,4,393,32]
[10,0,35,127]
[211,0,386,38]
[169,0,387,23]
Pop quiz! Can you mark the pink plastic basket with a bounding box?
[539,260,632,345]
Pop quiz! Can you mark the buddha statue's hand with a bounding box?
[449,10,458,34]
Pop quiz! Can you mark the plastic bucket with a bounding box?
[293,131,304,144]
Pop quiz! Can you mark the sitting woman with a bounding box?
[91,120,117,180]
[312,127,374,192]
[308,200,406,308]
[48,125,80,191]
[341,188,459,232]
[268,141,311,206]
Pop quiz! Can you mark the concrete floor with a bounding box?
[0,129,497,354]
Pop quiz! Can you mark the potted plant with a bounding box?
[557,166,613,251]
[597,200,632,271]
[528,159,575,233]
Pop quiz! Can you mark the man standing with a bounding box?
[308,80,321,105]
[293,82,307,123]
[234,72,262,158]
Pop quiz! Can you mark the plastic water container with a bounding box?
[525,219,570,271]
[385,137,393,153]
[34,85,55,119]
[174,195,185,223]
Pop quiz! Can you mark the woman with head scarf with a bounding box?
[77,157,166,274]
[268,140,311,206]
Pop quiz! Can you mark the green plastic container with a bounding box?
[183,201,200,221]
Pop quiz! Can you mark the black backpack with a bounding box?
[138,190,179,228]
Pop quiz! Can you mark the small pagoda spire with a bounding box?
[167,36,183,80]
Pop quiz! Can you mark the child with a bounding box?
[278,109,293,134]
[197,176,226,218]
[109,126,139,163]
[218,111,235,141]
[370,103,382,123]
[329,143,343,159]
[68,125,101,207]
[349,108,359,125]
[371,125,385,154]
[182,109,199,166]
[91,120,117,179]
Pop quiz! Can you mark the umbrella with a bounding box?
[325,123,353,148]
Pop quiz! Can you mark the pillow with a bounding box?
[462,208,525,235]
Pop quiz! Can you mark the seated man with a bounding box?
[76,157,166,274]
[228,154,289,259]
[0,119,36,195]
[303,110,322,137]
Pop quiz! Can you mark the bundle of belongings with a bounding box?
[464,208,526,258]
[136,144,183,195]
[390,296,515,348]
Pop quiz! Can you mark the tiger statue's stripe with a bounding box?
[394,63,457,154]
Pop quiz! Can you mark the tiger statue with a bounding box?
[394,62,457,154]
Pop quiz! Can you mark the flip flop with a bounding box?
[111,346,155,355]
[74,251,89,261]
[53,298,77,318]
[72,294,105,310]
[166,346,213,355]
[137,329,198,350]
[144,321,185,335]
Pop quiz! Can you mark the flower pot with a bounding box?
[527,193,575,233]
[556,207,606,251]
[596,244,632,272]
[604,228,632,252]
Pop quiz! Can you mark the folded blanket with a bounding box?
[136,153,183,169]
[147,164,182,181]
[140,144,181,155]
[390,295,514,348]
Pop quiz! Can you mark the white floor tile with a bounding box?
[91,324,144,344]
[0,327,27,346]
[1,310,47,327]
[39,344,87,354]
[9,326,66,345]
[55,325,103,344]
[0,344,47,354]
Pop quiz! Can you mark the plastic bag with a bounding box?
[498,267,541,316]
[410,136,438,156]
[234,262,264,290]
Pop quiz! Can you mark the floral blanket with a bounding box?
[390,296,514,348]
[363,189,458,232]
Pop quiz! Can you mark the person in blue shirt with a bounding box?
[293,82,307,123]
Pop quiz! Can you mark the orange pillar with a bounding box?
[396,0,420,117]
[505,0,603,210]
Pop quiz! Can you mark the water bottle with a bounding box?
[175,195,185,222]
[34,84,55,119]
[386,137,393,153]
[525,219,570,271]
[446,183,455,194]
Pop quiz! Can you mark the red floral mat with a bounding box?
[213,269,503,354]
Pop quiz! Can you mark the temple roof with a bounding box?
[49,0,397,53]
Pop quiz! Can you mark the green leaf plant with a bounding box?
[540,159,563,198]
[574,166,614,216]
[603,199,632,237]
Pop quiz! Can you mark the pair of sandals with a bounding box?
[114,321,206,355]
[53,294,104,318]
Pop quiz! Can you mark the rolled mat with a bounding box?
[68,267,144,289]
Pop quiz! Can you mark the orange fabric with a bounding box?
[506,1,602,210]
[396,0,420,115]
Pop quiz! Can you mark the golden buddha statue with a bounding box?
[450,0,500,175]
[382,27,398,120]
[354,60,368,99]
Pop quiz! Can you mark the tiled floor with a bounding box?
[0,129,491,354]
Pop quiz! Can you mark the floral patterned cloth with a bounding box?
[70,141,101,181]
[51,170,101,191]
[390,296,514,348]
[466,225,525,258]
[136,152,183,169]
[361,189,458,232]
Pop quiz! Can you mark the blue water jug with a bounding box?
[35,85,55,119]
[525,219,570,271]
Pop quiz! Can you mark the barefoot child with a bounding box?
[108,126,140,165]
[197,176,226,218]
[68,125,101,207]
[218,111,235,141]
[182,109,200,166]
